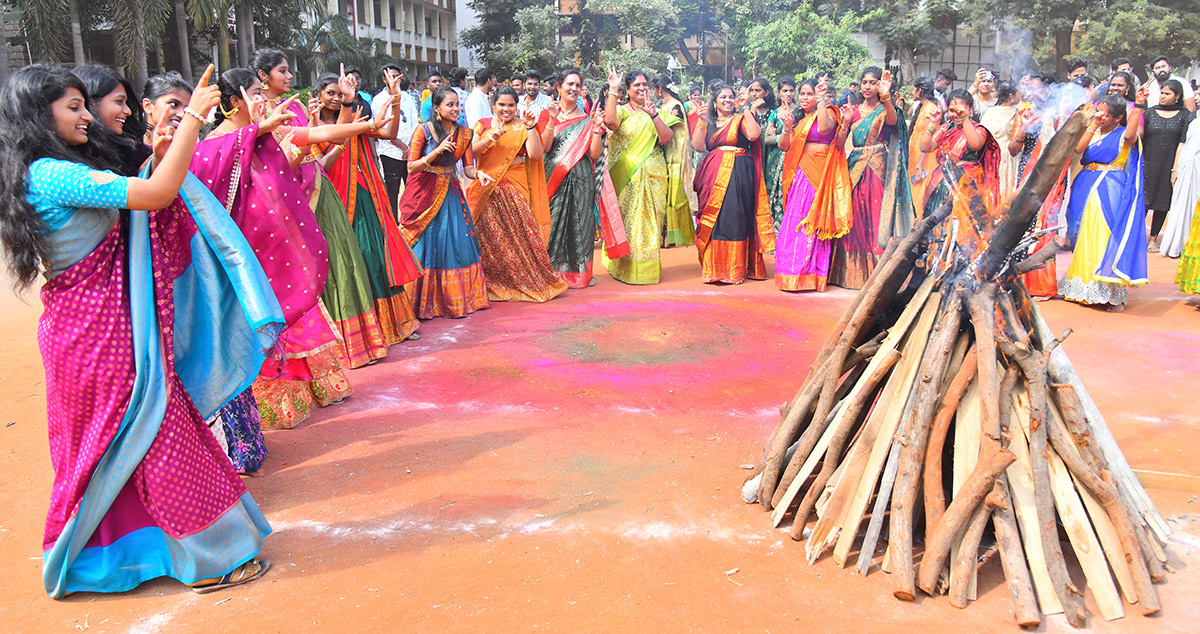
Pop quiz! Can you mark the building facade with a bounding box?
[331,0,459,79]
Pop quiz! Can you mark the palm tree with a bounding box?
[294,3,349,83]
[17,0,71,63]
[233,0,253,66]
[173,0,192,81]
[112,0,172,87]
[0,6,12,79]
[191,0,232,70]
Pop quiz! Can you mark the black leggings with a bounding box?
[1149,207,1169,237]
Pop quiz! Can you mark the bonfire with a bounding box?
[744,103,1170,628]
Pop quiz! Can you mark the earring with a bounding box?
[219,103,240,118]
[435,111,442,122]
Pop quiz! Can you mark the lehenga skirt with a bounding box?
[475,177,569,302]
[350,184,420,343]
[410,187,490,318]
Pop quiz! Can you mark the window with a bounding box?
[425,17,432,36]
[356,0,366,23]
[389,4,396,28]
[373,0,382,26]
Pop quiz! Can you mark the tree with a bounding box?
[740,1,874,82]
[1075,0,1200,76]
[969,0,1087,78]
[460,0,538,69]
[488,6,572,78]
[17,0,71,63]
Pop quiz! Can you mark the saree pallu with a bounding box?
[756,109,787,234]
[775,107,852,292]
[312,172,388,367]
[467,120,568,302]
[907,100,942,215]
[41,185,279,597]
[693,114,773,283]
[921,125,1001,218]
[662,99,696,247]
[398,123,489,318]
[326,133,423,345]
[1175,196,1200,292]
[1162,118,1200,258]
[602,105,676,284]
[1063,130,1148,306]
[830,105,912,289]
[543,113,630,288]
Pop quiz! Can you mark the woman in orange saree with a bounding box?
[397,87,493,318]
[691,85,775,283]
[466,86,568,302]
[906,76,942,219]
[776,78,852,292]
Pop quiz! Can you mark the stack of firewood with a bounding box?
[743,104,1170,628]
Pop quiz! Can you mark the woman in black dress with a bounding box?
[1143,79,1194,251]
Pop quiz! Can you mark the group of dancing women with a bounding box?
[3,50,1196,600]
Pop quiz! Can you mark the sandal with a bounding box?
[191,557,271,594]
[407,332,421,341]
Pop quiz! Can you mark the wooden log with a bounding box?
[891,291,964,600]
[855,437,902,576]
[924,347,979,544]
[770,399,850,528]
[799,203,953,516]
[790,349,904,532]
[917,444,1017,595]
[1003,342,1087,628]
[1032,306,1170,543]
[950,482,1004,608]
[990,474,1043,627]
[830,297,945,566]
[1014,235,1070,274]
[976,105,1094,280]
[1044,390,1160,615]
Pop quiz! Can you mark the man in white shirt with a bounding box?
[1144,55,1196,111]
[465,68,496,127]
[372,65,414,206]
[517,69,553,119]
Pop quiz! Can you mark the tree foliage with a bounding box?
[739,1,874,83]
[1075,0,1200,75]
[486,6,573,79]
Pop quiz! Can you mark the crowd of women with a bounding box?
[3,49,1200,600]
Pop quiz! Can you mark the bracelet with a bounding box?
[526,125,537,130]
[368,119,379,132]
[183,107,207,124]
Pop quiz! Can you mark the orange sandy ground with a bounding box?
[1,246,1198,633]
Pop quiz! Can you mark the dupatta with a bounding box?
[693,114,775,253]
[847,104,914,246]
[609,104,679,194]
[397,122,474,244]
[543,112,630,259]
[191,125,329,325]
[465,118,551,242]
[780,105,853,239]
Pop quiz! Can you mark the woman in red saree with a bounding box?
[691,85,776,283]
[776,78,852,292]
[467,86,568,302]
[397,87,494,318]
[916,89,1001,216]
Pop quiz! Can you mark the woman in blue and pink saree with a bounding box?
[0,65,277,598]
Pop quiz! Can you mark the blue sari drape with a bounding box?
[1068,129,1149,285]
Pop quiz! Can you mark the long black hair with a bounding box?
[72,64,147,175]
[427,87,461,163]
[143,73,193,103]
[214,68,259,124]
[311,73,342,122]
[653,74,681,103]
[912,76,936,102]
[1109,71,1136,102]
[0,66,119,290]
[251,48,289,86]
[749,77,777,110]
[706,84,736,131]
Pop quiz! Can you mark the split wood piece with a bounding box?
[1032,306,1170,543]
[770,399,852,528]
[797,203,954,516]
[1004,396,1065,615]
[1054,383,1168,579]
[890,291,965,600]
[1044,397,1160,615]
[1006,353,1088,628]
[769,360,870,510]
[784,349,903,531]
[950,482,1006,608]
[829,296,947,567]
[855,436,902,576]
[949,372,984,599]
[1014,235,1070,274]
[804,295,941,563]
[990,474,1043,627]
[1048,396,1138,605]
[917,443,1016,595]
[1132,469,1200,495]
[815,451,852,520]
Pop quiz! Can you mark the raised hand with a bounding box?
[546,101,560,121]
[607,67,621,90]
[641,100,659,118]
[240,86,269,123]
[188,64,221,117]
[307,96,323,124]
[260,95,298,133]
[696,101,709,121]
[1136,84,1150,106]
[384,70,403,95]
[151,114,176,164]
[779,109,795,130]
[339,64,358,102]
[372,108,396,131]
[432,132,455,158]
[879,70,893,99]
[520,108,537,129]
